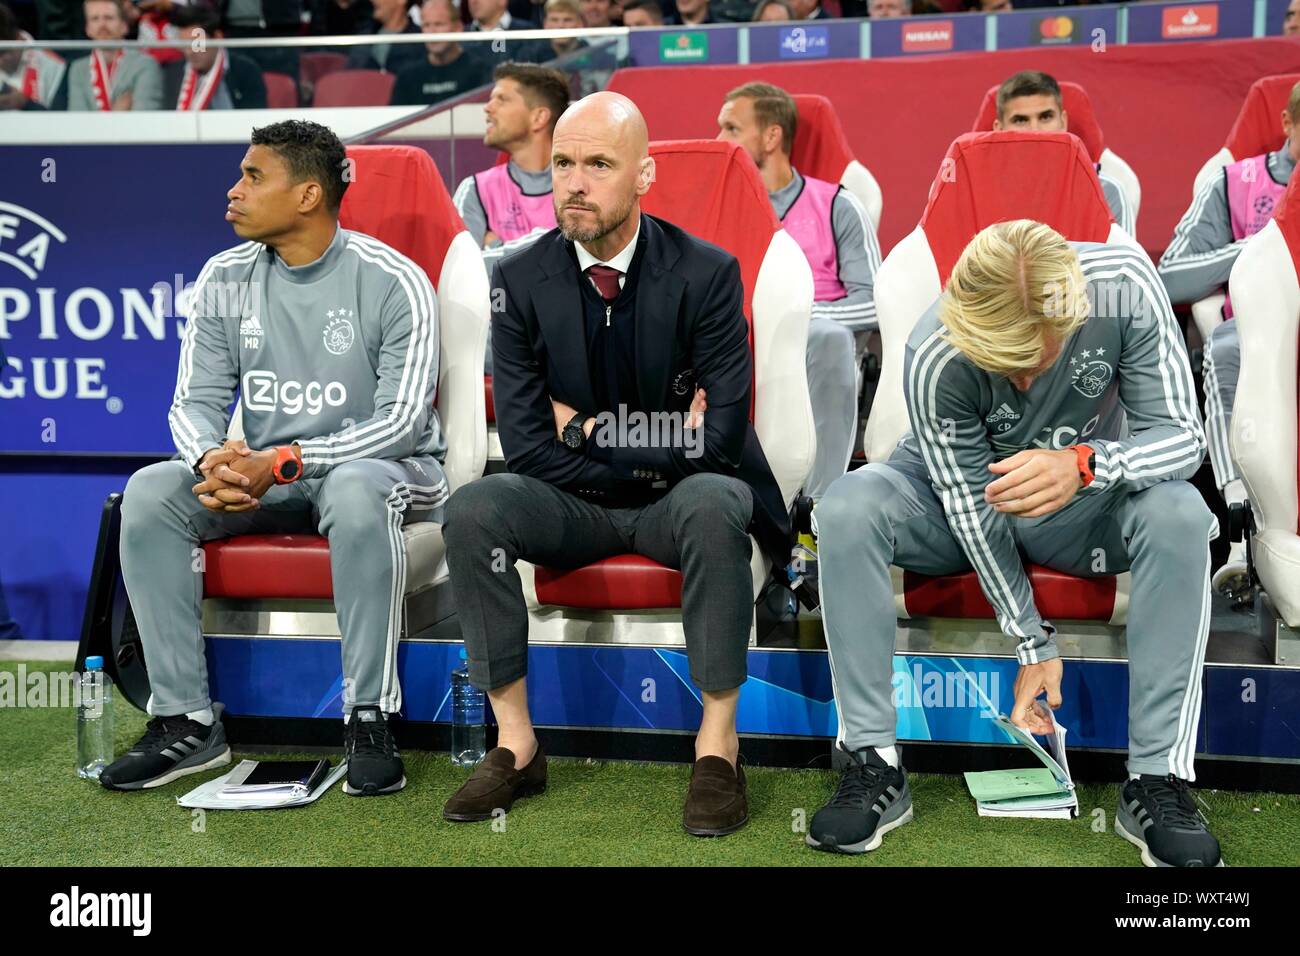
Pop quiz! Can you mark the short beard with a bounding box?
[558,195,636,245]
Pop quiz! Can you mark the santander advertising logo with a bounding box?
[1161,5,1219,39]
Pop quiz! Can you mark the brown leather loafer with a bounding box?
[442,744,547,822]
[683,755,748,837]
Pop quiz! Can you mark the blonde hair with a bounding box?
[545,0,583,18]
[1289,79,1300,121]
[938,220,1090,378]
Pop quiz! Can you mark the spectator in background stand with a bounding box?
[163,4,266,108]
[0,1,68,110]
[221,0,304,79]
[390,0,491,105]
[311,0,375,36]
[469,0,538,29]
[580,0,612,26]
[674,0,711,24]
[349,0,425,73]
[35,0,86,40]
[1285,0,1299,36]
[868,0,909,16]
[131,0,185,66]
[67,0,163,110]
[541,0,589,56]
[967,0,1012,9]
[752,0,792,20]
[786,0,828,20]
[620,0,661,25]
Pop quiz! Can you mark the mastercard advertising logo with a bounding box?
[1034,15,1076,44]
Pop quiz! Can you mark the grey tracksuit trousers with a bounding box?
[816,447,1216,781]
[805,316,860,500]
[119,455,445,719]
[1202,320,1240,491]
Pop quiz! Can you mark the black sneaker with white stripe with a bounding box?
[343,706,406,796]
[1115,774,1223,867]
[100,703,231,791]
[807,745,912,854]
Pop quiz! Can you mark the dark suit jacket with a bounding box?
[490,213,793,579]
[161,53,267,109]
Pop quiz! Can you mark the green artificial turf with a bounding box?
[3,661,1298,867]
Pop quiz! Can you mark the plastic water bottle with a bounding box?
[451,648,486,767]
[76,656,115,780]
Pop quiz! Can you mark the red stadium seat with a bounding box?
[863,130,1140,628]
[1230,173,1300,632]
[971,80,1141,234]
[520,141,815,642]
[300,51,348,104]
[313,70,396,108]
[202,146,489,640]
[1193,73,1300,197]
[262,71,299,109]
[790,93,884,230]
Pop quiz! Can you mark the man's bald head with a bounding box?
[554,91,650,163]
[551,92,655,251]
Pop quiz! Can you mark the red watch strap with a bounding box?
[273,445,302,484]
[1073,444,1095,487]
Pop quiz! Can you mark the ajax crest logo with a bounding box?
[323,309,356,356]
[1071,357,1113,398]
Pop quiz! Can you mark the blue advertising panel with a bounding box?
[995,6,1121,51]
[206,638,1147,752]
[627,26,739,67]
[749,21,861,63]
[0,144,246,456]
[868,14,987,59]
[1127,1,1256,43]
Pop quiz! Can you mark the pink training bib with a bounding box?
[1223,154,1288,318]
[473,164,556,243]
[780,174,847,303]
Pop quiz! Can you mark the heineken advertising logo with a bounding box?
[659,31,709,63]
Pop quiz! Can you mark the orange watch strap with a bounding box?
[1073,444,1095,487]
[273,444,302,484]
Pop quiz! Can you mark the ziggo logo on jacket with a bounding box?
[242,370,348,417]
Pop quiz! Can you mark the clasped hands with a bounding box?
[192,440,279,512]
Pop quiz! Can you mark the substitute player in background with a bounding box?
[993,71,1135,236]
[1158,80,1299,596]
[103,120,446,797]
[717,82,880,499]
[452,62,569,261]
[810,222,1222,867]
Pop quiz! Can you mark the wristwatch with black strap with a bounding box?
[562,413,589,450]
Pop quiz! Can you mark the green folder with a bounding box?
[963,767,1068,803]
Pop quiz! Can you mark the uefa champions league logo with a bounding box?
[323,310,356,356]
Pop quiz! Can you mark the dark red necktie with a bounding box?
[585,264,623,303]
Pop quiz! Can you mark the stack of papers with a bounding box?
[964,713,1078,819]
[177,759,347,811]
